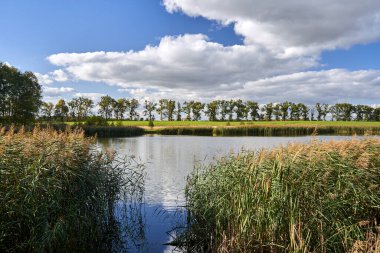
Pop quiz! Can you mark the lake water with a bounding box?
[99,135,366,252]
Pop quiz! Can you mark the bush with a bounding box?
[148,120,154,128]
[0,127,144,252]
[85,116,108,126]
[181,138,380,252]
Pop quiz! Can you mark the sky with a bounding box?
[1,0,380,105]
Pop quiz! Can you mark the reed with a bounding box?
[180,137,380,252]
[80,125,145,137]
[0,126,145,252]
[214,125,380,136]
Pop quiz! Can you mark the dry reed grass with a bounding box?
[181,137,380,252]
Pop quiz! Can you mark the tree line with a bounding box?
[1,63,379,124]
[40,96,380,122]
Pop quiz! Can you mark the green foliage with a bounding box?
[98,95,115,120]
[0,62,42,123]
[0,127,145,252]
[181,138,380,252]
[143,100,157,121]
[148,120,154,128]
[85,115,109,126]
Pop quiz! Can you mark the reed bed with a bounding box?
[80,125,145,138]
[181,137,380,252]
[214,125,380,136]
[141,125,380,137]
[0,127,145,252]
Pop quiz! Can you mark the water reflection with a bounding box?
[99,135,368,252]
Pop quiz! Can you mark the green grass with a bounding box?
[179,138,380,252]
[65,120,380,127]
[112,120,380,127]
[0,127,145,252]
[60,121,380,137]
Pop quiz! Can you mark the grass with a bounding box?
[0,126,145,252]
[179,137,380,252]
[60,121,380,137]
[65,120,380,128]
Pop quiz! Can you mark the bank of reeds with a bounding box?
[0,127,144,252]
[156,127,214,136]
[145,125,380,137]
[80,125,145,137]
[0,124,145,138]
[214,125,380,136]
[180,137,380,252]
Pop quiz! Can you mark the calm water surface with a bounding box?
[99,135,365,252]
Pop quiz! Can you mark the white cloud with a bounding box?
[47,34,317,90]
[39,1,380,105]
[233,69,380,104]
[74,92,106,102]
[163,0,380,56]
[43,86,75,96]
[35,69,69,85]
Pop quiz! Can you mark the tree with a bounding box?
[183,101,193,121]
[54,99,69,121]
[176,102,182,121]
[156,99,168,121]
[280,101,291,121]
[81,98,94,119]
[289,103,300,120]
[143,100,157,121]
[310,106,315,121]
[299,103,309,120]
[0,63,42,123]
[234,99,246,121]
[273,104,281,121]
[227,100,235,121]
[68,97,94,121]
[98,96,115,120]
[218,100,229,121]
[246,101,259,121]
[316,103,323,121]
[40,102,54,121]
[205,101,219,121]
[332,103,354,121]
[167,100,176,121]
[191,101,205,121]
[262,103,274,121]
[129,98,140,120]
[112,98,129,120]
[68,99,80,121]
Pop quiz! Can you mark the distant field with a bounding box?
[98,120,380,127]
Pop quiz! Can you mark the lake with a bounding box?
[99,135,365,252]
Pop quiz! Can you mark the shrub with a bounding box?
[84,116,108,126]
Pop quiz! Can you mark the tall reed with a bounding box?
[181,138,380,252]
[0,127,144,252]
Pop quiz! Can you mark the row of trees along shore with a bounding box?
[40,96,380,122]
[1,62,380,123]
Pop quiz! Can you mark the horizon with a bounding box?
[1,0,380,105]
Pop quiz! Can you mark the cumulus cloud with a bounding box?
[38,1,380,104]
[236,69,380,104]
[47,34,317,90]
[74,92,106,102]
[43,86,75,96]
[35,69,69,85]
[163,0,380,56]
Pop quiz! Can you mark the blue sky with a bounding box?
[1,0,380,104]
